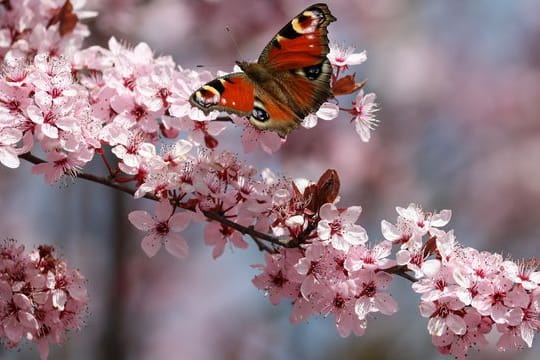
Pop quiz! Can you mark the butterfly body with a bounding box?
[189,3,336,136]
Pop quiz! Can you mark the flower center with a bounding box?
[155,221,169,235]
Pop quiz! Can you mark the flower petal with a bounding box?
[128,210,155,231]
[169,211,191,231]
[141,234,161,257]
[165,233,189,258]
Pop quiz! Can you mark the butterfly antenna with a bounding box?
[226,26,244,61]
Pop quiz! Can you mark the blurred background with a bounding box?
[2,0,540,359]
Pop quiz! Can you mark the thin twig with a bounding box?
[382,265,417,282]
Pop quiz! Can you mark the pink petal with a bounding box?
[52,289,67,310]
[211,240,226,259]
[374,292,398,315]
[0,147,20,168]
[521,323,535,347]
[260,132,282,154]
[165,233,189,258]
[300,275,316,299]
[431,209,452,227]
[231,232,248,249]
[381,220,401,241]
[395,249,411,265]
[319,203,338,220]
[168,211,191,231]
[13,293,33,311]
[141,234,161,257]
[506,307,524,326]
[316,102,339,120]
[155,200,173,221]
[18,310,39,330]
[41,123,59,139]
[374,272,393,289]
[346,51,367,65]
[447,313,466,335]
[38,339,50,360]
[421,259,441,277]
[0,128,22,145]
[4,316,23,343]
[301,114,318,129]
[355,298,370,319]
[26,105,44,124]
[428,316,446,336]
[128,210,155,231]
[341,206,362,223]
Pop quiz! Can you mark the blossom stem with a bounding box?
[97,148,115,177]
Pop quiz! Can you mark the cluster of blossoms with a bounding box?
[0,240,88,360]
[250,172,400,337]
[253,202,540,358]
[383,204,540,358]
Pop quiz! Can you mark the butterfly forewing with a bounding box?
[258,3,336,70]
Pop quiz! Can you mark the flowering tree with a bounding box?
[0,1,539,359]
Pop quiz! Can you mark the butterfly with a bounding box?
[189,3,336,137]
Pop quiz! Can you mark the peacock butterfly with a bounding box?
[189,3,336,137]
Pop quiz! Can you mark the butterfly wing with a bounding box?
[258,3,336,71]
[189,73,254,117]
[248,3,336,133]
[189,70,301,136]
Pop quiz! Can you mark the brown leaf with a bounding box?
[332,75,367,96]
[48,0,78,37]
[316,169,340,207]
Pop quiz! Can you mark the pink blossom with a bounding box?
[239,117,283,154]
[354,269,398,319]
[294,242,328,299]
[0,241,87,360]
[396,242,441,279]
[431,308,490,359]
[381,203,451,247]
[301,102,340,129]
[252,249,302,305]
[172,116,227,148]
[471,276,526,325]
[317,203,367,252]
[496,295,540,349]
[128,200,192,258]
[420,296,467,337]
[345,241,394,272]
[31,151,85,183]
[321,280,367,337]
[204,221,248,259]
[328,43,367,68]
[350,90,379,142]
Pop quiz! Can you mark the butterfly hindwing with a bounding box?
[189,73,254,117]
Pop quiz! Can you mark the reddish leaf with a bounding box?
[332,75,366,96]
[48,0,78,37]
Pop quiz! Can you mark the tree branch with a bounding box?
[20,152,284,247]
